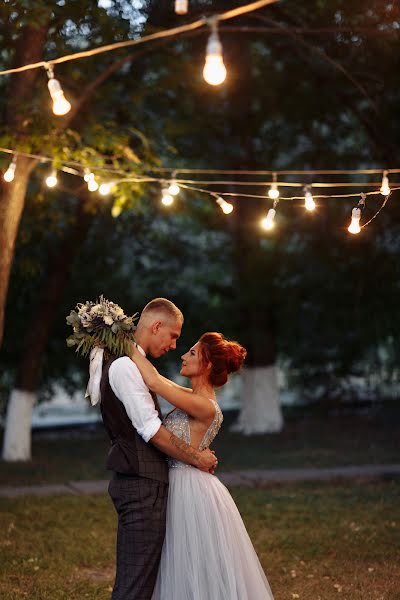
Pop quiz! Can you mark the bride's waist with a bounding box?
[168,458,194,469]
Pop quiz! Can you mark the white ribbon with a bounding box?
[85,346,104,406]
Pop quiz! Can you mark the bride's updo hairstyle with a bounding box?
[199,332,247,387]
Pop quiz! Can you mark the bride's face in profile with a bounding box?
[180,342,204,379]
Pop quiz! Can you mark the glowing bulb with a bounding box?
[175,0,188,14]
[261,208,276,231]
[268,183,279,200]
[304,189,316,211]
[46,169,58,188]
[3,158,16,182]
[380,171,390,196]
[47,78,71,116]
[99,182,113,196]
[88,178,99,192]
[161,189,174,206]
[168,180,180,195]
[203,28,226,86]
[216,197,233,214]
[84,171,98,192]
[348,207,361,234]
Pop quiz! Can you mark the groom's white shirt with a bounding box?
[108,345,162,443]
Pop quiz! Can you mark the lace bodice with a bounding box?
[164,399,223,468]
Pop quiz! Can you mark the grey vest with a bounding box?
[100,356,169,483]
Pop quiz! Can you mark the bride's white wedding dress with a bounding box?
[152,400,274,600]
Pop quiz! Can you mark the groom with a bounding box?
[100,298,217,600]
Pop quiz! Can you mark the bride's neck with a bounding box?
[190,375,215,399]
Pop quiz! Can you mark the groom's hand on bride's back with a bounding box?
[198,448,218,474]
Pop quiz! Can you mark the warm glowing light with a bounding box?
[348,207,361,234]
[261,208,276,231]
[3,158,16,182]
[304,188,316,211]
[203,26,226,86]
[99,182,113,196]
[46,169,58,188]
[47,78,71,116]
[168,180,180,196]
[84,171,98,192]
[216,196,233,214]
[161,189,174,206]
[268,183,279,200]
[88,178,99,192]
[380,171,390,196]
[175,0,188,14]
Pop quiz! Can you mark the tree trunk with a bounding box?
[0,156,38,345]
[2,194,93,461]
[223,32,283,433]
[0,21,49,348]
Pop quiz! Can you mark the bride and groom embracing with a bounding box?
[99,297,274,599]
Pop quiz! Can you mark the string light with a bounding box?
[268,173,279,200]
[380,170,391,196]
[99,181,113,196]
[84,169,99,192]
[45,63,71,116]
[261,199,279,231]
[304,185,316,211]
[45,169,58,188]
[203,18,227,86]
[175,0,188,15]
[161,187,174,206]
[348,193,366,234]
[168,174,180,196]
[3,156,17,182]
[216,196,233,214]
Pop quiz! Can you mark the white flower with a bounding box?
[103,315,114,326]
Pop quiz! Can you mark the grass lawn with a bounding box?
[0,405,399,486]
[0,479,399,599]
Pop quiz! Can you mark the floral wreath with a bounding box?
[66,295,138,358]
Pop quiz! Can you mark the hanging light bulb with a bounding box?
[161,188,174,206]
[304,186,316,211]
[168,180,180,196]
[348,207,361,234]
[347,194,366,235]
[261,208,276,231]
[84,170,99,192]
[46,169,58,188]
[268,173,279,200]
[99,182,113,196]
[45,64,71,116]
[380,170,390,196]
[3,156,17,182]
[216,196,234,214]
[175,0,188,14]
[203,19,227,86]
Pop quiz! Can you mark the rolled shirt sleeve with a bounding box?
[109,356,162,443]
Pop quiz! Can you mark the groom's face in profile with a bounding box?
[149,318,182,358]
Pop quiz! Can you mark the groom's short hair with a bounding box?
[141,298,183,324]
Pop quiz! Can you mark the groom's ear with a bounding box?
[151,320,162,334]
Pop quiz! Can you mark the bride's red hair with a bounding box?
[198,332,247,387]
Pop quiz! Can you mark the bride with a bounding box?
[130,332,274,600]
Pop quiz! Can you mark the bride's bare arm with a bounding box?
[130,345,215,420]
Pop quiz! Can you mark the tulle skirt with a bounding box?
[152,465,274,600]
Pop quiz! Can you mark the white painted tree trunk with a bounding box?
[231,365,283,434]
[2,389,36,461]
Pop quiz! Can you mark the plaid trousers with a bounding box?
[109,475,168,600]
